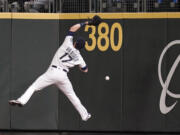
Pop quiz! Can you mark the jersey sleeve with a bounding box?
[78,55,87,70]
[62,31,75,46]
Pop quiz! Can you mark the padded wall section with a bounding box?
[0,19,11,129]
[11,19,60,130]
[165,19,180,131]
[123,19,167,131]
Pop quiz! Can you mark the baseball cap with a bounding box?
[75,37,85,50]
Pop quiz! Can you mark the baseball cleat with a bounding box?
[9,100,23,107]
[82,113,91,121]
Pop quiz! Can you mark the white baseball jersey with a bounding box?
[50,35,87,72]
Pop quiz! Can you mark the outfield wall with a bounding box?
[0,13,180,132]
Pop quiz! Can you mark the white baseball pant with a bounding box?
[17,66,89,120]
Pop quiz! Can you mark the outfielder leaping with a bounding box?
[9,15,102,121]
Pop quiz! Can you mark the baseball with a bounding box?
[105,76,110,81]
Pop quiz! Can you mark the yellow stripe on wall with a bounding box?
[167,12,180,18]
[60,13,168,19]
[12,13,59,19]
[0,13,11,19]
[60,12,180,19]
[0,12,179,19]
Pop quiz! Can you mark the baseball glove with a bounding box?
[88,15,102,26]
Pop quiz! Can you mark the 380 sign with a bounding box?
[85,22,123,52]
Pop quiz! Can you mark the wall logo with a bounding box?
[158,40,180,114]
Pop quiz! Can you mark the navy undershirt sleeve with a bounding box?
[81,66,88,71]
[67,31,75,36]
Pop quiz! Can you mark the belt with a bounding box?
[51,65,68,73]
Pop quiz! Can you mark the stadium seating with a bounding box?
[1,0,180,13]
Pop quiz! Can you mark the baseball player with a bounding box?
[9,15,102,121]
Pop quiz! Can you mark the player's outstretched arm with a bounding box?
[69,21,89,32]
[69,15,102,33]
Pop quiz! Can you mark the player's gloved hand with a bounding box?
[88,15,102,26]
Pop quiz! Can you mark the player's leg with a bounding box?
[56,79,91,121]
[10,69,55,106]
